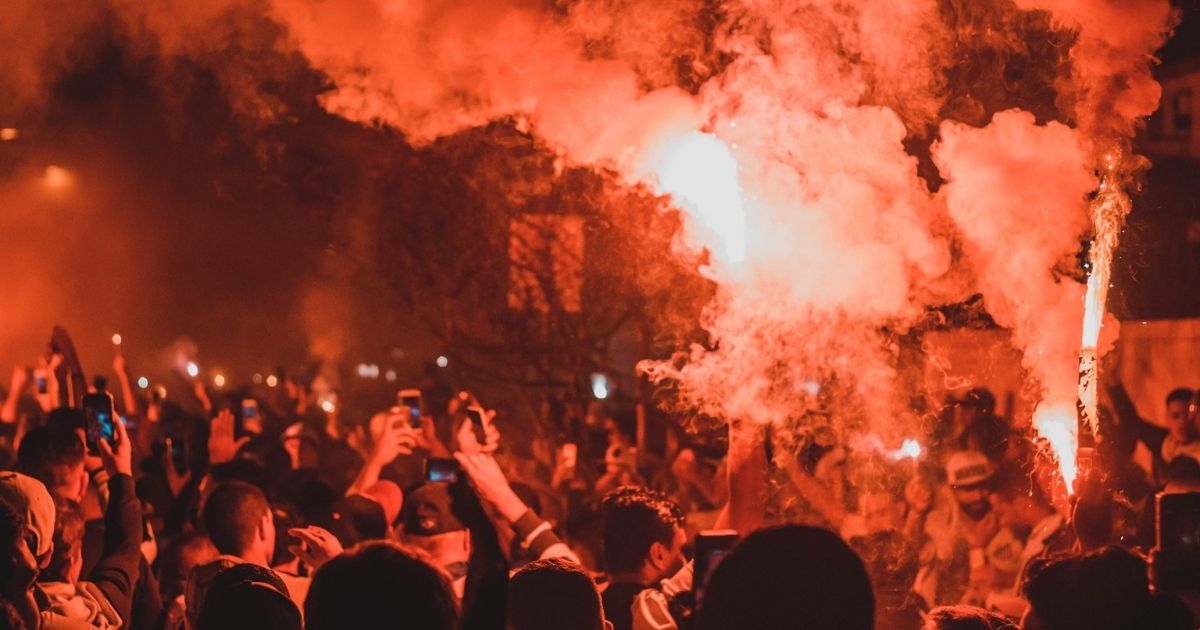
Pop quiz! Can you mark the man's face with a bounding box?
[953,484,992,521]
[1166,401,1191,440]
[660,525,687,580]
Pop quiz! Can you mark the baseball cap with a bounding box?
[945,451,994,488]
[0,472,56,557]
[329,494,388,546]
[402,483,466,537]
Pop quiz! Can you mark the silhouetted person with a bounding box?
[695,525,874,630]
[508,557,609,630]
[305,541,458,630]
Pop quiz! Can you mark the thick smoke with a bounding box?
[1,0,1177,474]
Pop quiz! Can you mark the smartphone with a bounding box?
[465,406,488,445]
[561,443,578,468]
[33,369,48,394]
[83,392,117,454]
[1158,492,1200,552]
[1151,492,1200,593]
[424,458,460,483]
[241,399,262,435]
[399,389,423,429]
[694,530,738,606]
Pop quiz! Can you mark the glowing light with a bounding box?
[1077,148,1130,437]
[213,374,226,388]
[252,373,263,384]
[185,361,199,378]
[648,132,747,266]
[136,377,149,389]
[356,363,380,379]
[384,369,397,382]
[111,333,123,346]
[1033,402,1078,493]
[590,373,610,400]
[436,355,449,368]
[896,439,922,461]
[266,374,279,388]
[0,128,16,141]
[320,400,336,413]
[42,165,72,190]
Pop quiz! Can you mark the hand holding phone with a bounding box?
[83,392,117,455]
[398,389,423,429]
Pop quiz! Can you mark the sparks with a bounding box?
[1034,402,1079,493]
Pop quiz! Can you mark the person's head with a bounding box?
[203,481,275,566]
[946,451,994,521]
[601,486,685,583]
[990,471,1054,539]
[16,425,87,503]
[401,483,470,573]
[196,563,299,630]
[923,605,1016,629]
[0,473,56,570]
[1022,546,1191,630]
[0,497,39,630]
[857,486,904,535]
[158,531,220,601]
[1165,388,1194,441]
[695,525,873,630]
[43,498,84,584]
[306,541,458,630]
[508,557,608,630]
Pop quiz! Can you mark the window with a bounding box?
[1174,89,1193,133]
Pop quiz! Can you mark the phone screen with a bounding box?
[401,395,422,428]
[466,407,487,444]
[83,393,116,454]
[35,372,47,394]
[694,530,738,606]
[424,458,459,483]
[242,401,258,420]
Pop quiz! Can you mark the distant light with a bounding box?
[356,363,380,379]
[111,333,123,346]
[436,355,449,368]
[320,400,336,413]
[43,165,72,190]
[800,380,820,396]
[185,361,199,378]
[0,128,17,141]
[252,373,263,384]
[213,374,226,388]
[136,377,149,389]
[590,373,610,400]
[266,374,279,388]
[385,369,397,382]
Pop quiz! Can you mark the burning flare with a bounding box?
[646,131,747,269]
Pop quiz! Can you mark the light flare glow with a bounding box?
[1033,402,1078,493]
[647,132,747,268]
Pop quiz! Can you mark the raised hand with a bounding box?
[288,526,344,570]
[370,413,419,467]
[97,416,133,477]
[207,409,249,466]
[454,452,526,522]
[455,410,500,455]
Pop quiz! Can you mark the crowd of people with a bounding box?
[0,338,1197,630]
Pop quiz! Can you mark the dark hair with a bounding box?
[158,532,220,601]
[1165,456,1200,485]
[1023,546,1191,630]
[197,578,300,630]
[305,541,458,630]
[923,605,1017,629]
[0,498,27,589]
[508,558,602,630]
[16,425,84,493]
[44,409,86,433]
[1166,388,1194,407]
[203,481,270,556]
[44,498,85,583]
[695,525,874,630]
[601,487,683,574]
